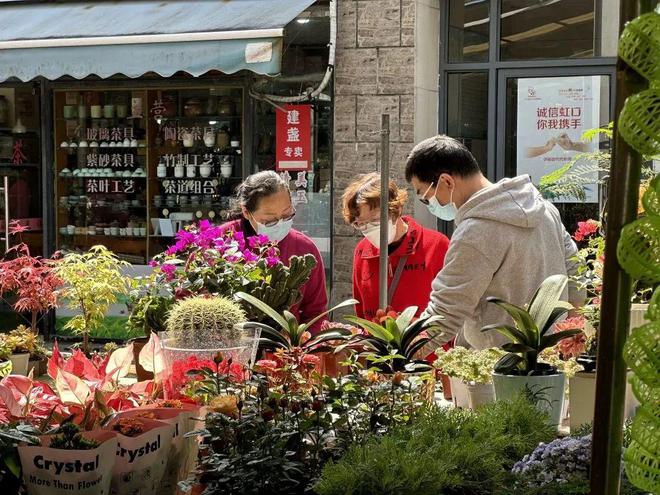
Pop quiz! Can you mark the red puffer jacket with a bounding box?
[352,216,452,360]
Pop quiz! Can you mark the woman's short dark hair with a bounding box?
[235,170,289,212]
[405,135,481,184]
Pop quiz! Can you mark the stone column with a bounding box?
[332,0,440,307]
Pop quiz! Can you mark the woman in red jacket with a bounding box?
[342,173,450,323]
[220,171,328,331]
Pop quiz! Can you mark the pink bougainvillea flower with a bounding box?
[573,220,599,242]
[160,263,177,280]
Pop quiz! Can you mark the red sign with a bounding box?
[276,104,311,171]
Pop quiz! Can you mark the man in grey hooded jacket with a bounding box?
[405,135,581,352]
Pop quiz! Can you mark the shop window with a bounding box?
[447,72,489,173]
[500,0,617,60]
[53,87,244,265]
[448,0,490,63]
[0,85,42,331]
[503,75,611,231]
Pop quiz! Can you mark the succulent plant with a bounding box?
[166,296,246,348]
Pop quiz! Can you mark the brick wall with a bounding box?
[332,0,419,306]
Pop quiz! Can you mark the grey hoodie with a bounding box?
[421,175,580,351]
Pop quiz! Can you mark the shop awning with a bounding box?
[0,0,316,82]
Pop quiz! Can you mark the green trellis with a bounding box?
[591,5,660,494]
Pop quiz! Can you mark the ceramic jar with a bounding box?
[157,162,167,178]
[186,163,196,178]
[199,161,212,178]
[182,132,194,148]
[203,130,215,147]
[174,165,185,178]
[220,158,233,178]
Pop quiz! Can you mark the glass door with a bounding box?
[0,84,44,331]
[496,69,614,231]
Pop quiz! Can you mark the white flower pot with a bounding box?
[465,382,496,409]
[449,377,470,409]
[9,353,29,376]
[493,372,566,428]
[630,304,649,331]
[568,371,639,432]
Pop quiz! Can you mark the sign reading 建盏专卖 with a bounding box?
[276,104,311,172]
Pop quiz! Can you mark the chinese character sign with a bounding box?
[516,76,601,203]
[276,104,311,171]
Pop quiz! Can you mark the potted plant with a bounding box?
[433,347,504,409]
[481,274,582,427]
[0,325,43,376]
[342,306,443,373]
[18,422,117,495]
[147,222,316,326]
[0,422,40,493]
[160,295,260,397]
[127,278,173,381]
[0,221,63,335]
[54,245,130,354]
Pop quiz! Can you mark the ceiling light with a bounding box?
[297,18,310,24]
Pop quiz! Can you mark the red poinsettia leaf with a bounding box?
[55,369,91,406]
[8,220,29,235]
[0,383,22,417]
[2,375,33,399]
[104,343,134,383]
[47,340,65,380]
[139,333,165,377]
[63,349,101,381]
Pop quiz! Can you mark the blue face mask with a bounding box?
[425,183,458,222]
[254,217,294,242]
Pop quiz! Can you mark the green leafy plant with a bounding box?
[2,325,47,359]
[54,245,130,354]
[182,356,429,494]
[127,274,173,337]
[235,291,358,352]
[342,307,443,372]
[49,422,99,450]
[0,423,40,488]
[433,347,504,384]
[482,274,581,375]
[166,295,246,347]
[315,395,555,495]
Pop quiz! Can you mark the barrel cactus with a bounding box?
[166,296,246,348]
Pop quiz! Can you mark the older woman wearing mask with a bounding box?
[342,172,450,322]
[220,170,328,330]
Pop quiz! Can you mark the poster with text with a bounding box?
[276,104,311,171]
[517,76,602,203]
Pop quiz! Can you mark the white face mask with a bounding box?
[423,182,458,222]
[362,219,397,249]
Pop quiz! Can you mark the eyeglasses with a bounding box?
[418,182,436,205]
[259,209,296,228]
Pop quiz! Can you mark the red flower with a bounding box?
[573,220,599,242]
[302,354,320,369]
[255,359,279,374]
[554,316,586,332]
[557,332,587,359]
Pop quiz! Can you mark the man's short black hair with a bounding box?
[405,135,481,184]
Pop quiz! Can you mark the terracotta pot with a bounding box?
[439,373,452,400]
[131,336,154,381]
